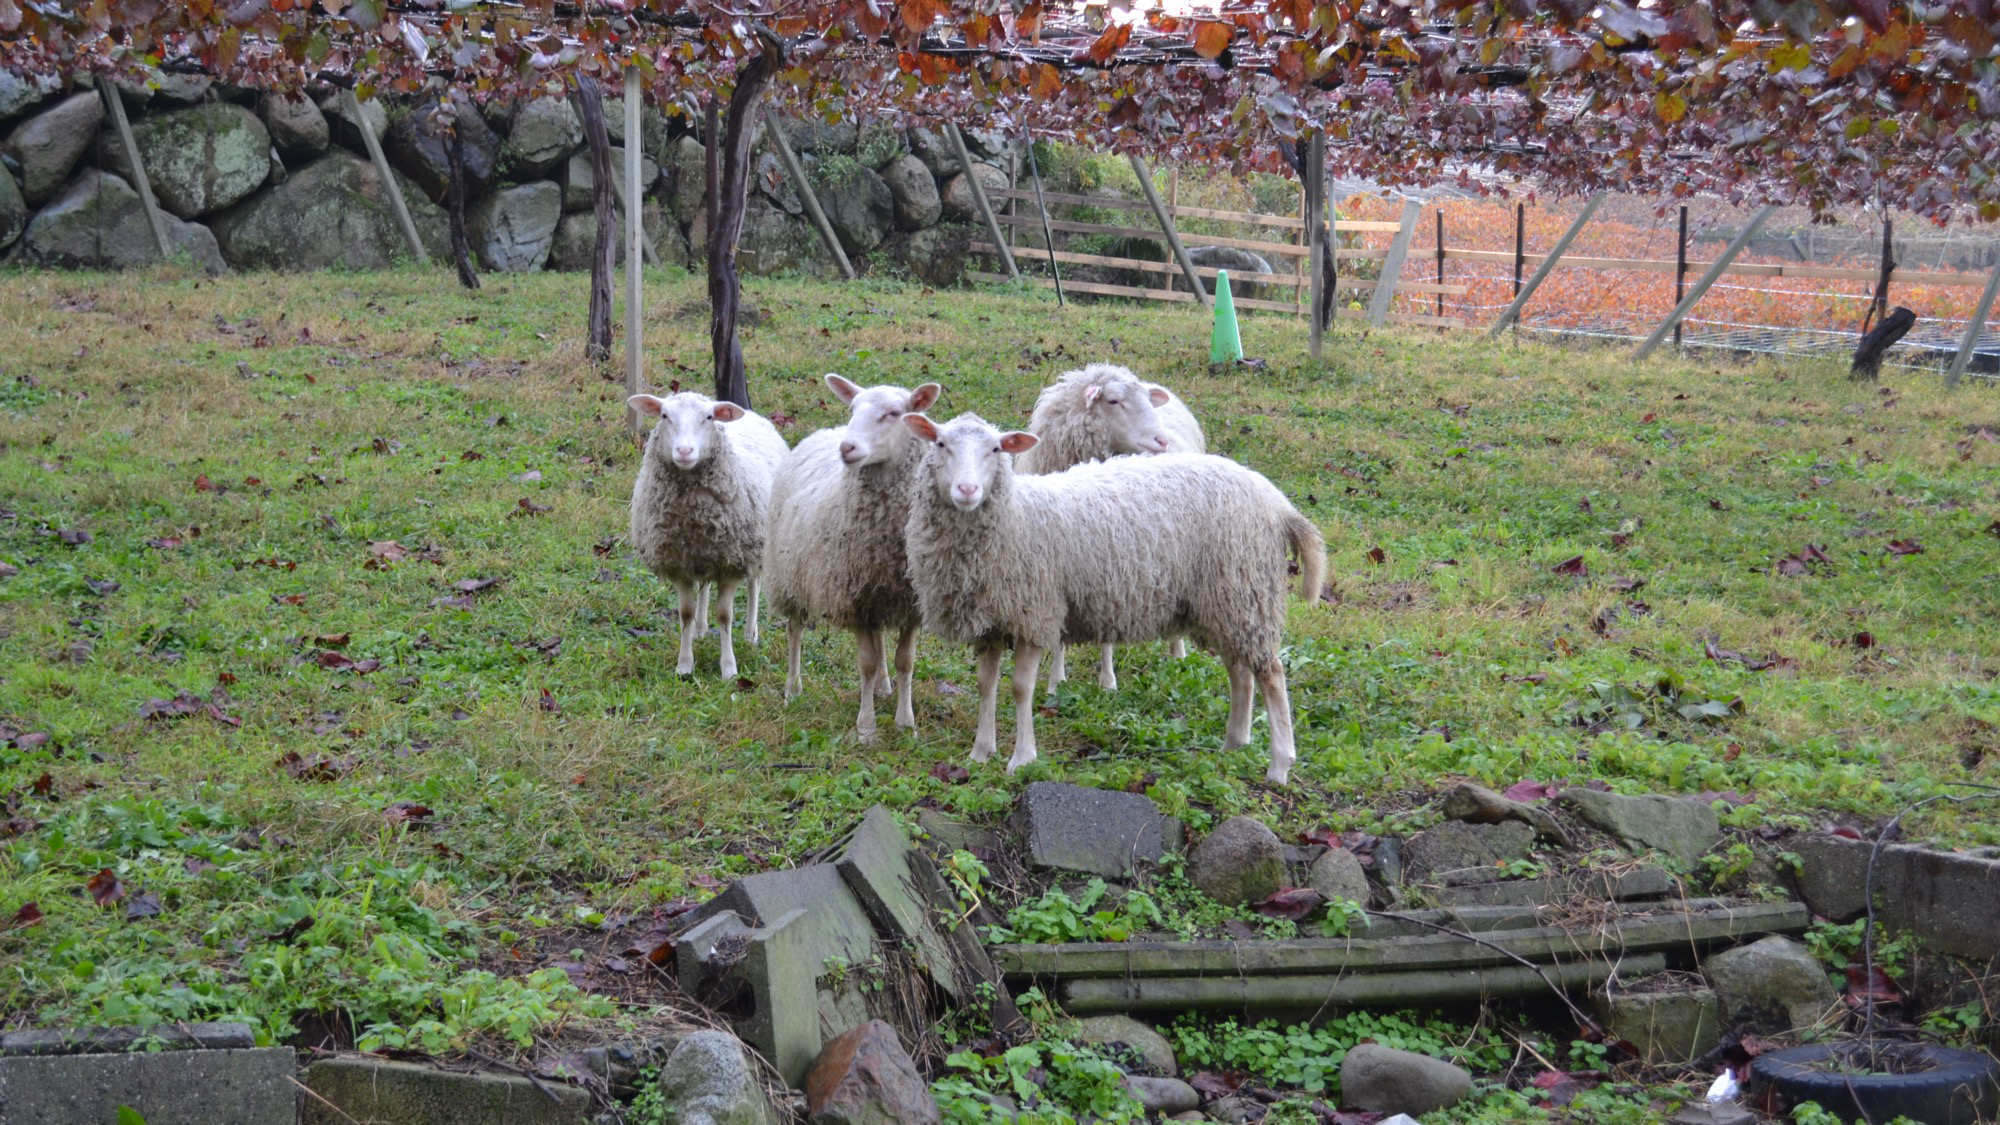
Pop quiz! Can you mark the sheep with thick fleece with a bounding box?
[762,374,942,742]
[628,391,789,679]
[1014,362,1207,691]
[902,412,1325,784]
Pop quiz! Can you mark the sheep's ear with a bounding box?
[1147,384,1170,406]
[907,382,942,412]
[903,414,940,443]
[825,373,861,402]
[1082,385,1102,407]
[711,402,745,422]
[628,394,666,417]
[998,431,1039,454]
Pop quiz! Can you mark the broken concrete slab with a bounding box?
[1596,984,1721,1066]
[302,1058,590,1124]
[1561,790,1719,865]
[1401,820,1534,883]
[737,909,829,1087]
[1014,782,1181,878]
[0,1047,296,1125]
[1431,865,1676,908]
[1439,782,1572,846]
[835,805,959,998]
[1788,832,2000,961]
[1,1021,256,1055]
[1701,935,1840,1034]
[682,863,880,990]
[914,808,1000,855]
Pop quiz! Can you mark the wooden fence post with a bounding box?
[947,123,1018,281]
[622,66,643,437]
[1307,130,1325,359]
[1366,198,1422,327]
[343,89,428,265]
[1948,257,2000,386]
[1128,154,1207,307]
[1674,205,1688,350]
[1512,203,1525,298]
[1488,194,1604,339]
[1633,204,1775,360]
[1434,209,1445,321]
[766,110,856,280]
[96,78,173,259]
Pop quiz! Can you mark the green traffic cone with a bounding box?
[1210,269,1243,365]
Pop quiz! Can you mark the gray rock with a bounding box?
[1702,935,1839,1034]
[1190,815,1284,906]
[962,126,1014,164]
[153,70,215,106]
[914,808,1000,854]
[1372,837,1405,886]
[1401,819,1534,884]
[1187,245,1273,300]
[880,154,941,231]
[1596,982,1721,1066]
[908,125,961,178]
[815,163,894,255]
[210,153,447,269]
[5,91,104,205]
[1124,1076,1199,1114]
[259,91,328,160]
[0,166,24,250]
[469,181,561,271]
[667,135,708,221]
[478,95,517,135]
[1562,789,1720,865]
[1339,1044,1472,1116]
[384,97,500,203]
[1438,782,1572,845]
[563,145,658,212]
[317,91,386,154]
[656,1031,778,1125]
[95,103,270,218]
[1207,1094,1267,1123]
[940,162,1008,223]
[856,122,907,168]
[302,1057,586,1125]
[804,1020,939,1125]
[683,207,709,267]
[502,97,580,179]
[0,69,60,122]
[772,115,858,156]
[754,149,803,215]
[1014,781,1182,879]
[0,1046,296,1125]
[1075,1014,1176,1076]
[898,224,972,287]
[549,209,617,271]
[21,170,225,273]
[738,197,831,277]
[1307,848,1371,906]
[1671,1104,1758,1125]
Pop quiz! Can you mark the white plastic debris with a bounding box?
[1377,1116,1423,1125]
[1705,1069,1742,1103]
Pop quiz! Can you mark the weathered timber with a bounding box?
[994,900,1805,980]
[1060,953,1668,1014]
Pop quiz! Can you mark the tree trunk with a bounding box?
[572,75,616,365]
[446,103,479,291]
[705,45,782,410]
[1851,306,1914,381]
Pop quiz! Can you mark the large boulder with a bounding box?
[383,98,500,203]
[210,152,447,269]
[115,68,212,107]
[1124,1077,1198,1115]
[1339,1045,1472,1116]
[5,91,104,205]
[940,162,1007,223]
[502,97,580,179]
[259,92,328,160]
[317,92,386,154]
[0,70,62,122]
[19,169,225,273]
[562,145,658,212]
[0,168,25,250]
[737,197,830,278]
[754,150,803,216]
[547,202,665,271]
[879,155,940,231]
[1701,936,1839,1034]
[1187,244,1274,300]
[907,125,962,178]
[803,1020,939,1125]
[1189,816,1284,906]
[666,135,708,220]
[1561,790,1720,865]
[469,181,561,271]
[655,1031,777,1125]
[1596,982,1722,1066]
[815,163,894,255]
[95,103,270,218]
[771,115,858,156]
[897,224,973,288]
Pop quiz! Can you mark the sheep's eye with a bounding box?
[991,445,1001,454]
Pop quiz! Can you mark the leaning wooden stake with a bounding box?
[1633,204,1774,360]
[1948,257,2000,387]
[1024,134,1064,307]
[1487,194,1604,339]
[765,110,855,280]
[948,123,1018,281]
[1366,198,1423,327]
[343,89,428,265]
[1129,153,1207,307]
[96,77,172,259]
[621,66,644,436]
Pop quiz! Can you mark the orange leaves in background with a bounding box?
[1192,21,1234,59]
[1077,21,1131,64]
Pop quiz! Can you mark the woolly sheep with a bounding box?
[628,391,789,679]
[762,374,943,742]
[1014,362,1207,691]
[901,412,1325,784]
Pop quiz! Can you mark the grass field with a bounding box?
[1,264,1996,1062]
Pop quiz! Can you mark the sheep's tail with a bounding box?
[1284,511,1326,603]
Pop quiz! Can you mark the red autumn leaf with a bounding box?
[1365,545,1386,565]
[1078,21,1130,64]
[929,761,970,783]
[1551,555,1588,576]
[314,650,355,670]
[145,536,184,550]
[368,540,410,563]
[453,577,499,594]
[57,528,91,546]
[1609,577,1646,593]
[7,901,44,929]
[1191,20,1232,58]
[1830,825,1866,840]
[1885,538,1924,555]
[1843,962,1902,1007]
[1503,779,1557,802]
[1188,1071,1244,1099]
[1641,412,1657,423]
[278,750,352,782]
[515,497,552,515]
[383,801,434,827]
[193,473,216,492]
[1252,886,1325,920]
[1298,827,1343,849]
[87,868,125,906]
[1851,631,1876,649]
[315,632,351,648]
[538,688,560,713]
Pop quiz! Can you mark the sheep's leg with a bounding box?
[1223,663,1254,749]
[714,578,742,680]
[784,618,804,700]
[972,648,1002,763]
[892,625,917,732]
[1097,644,1118,691]
[855,629,883,744]
[674,579,700,676]
[1007,644,1044,773]
[1255,658,1297,786]
[743,576,761,646]
[695,583,712,636]
[1045,644,1067,694]
[1171,637,1189,660]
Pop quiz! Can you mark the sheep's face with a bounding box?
[630,392,744,471]
[906,413,1038,513]
[825,373,941,467]
[1083,373,1178,455]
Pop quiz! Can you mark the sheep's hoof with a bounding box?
[1097,673,1118,691]
[1264,765,1292,786]
[970,743,994,764]
[1005,752,1037,773]
[1223,735,1251,751]
[720,662,737,679]
[676,659,696,676]
[894,715,916,732]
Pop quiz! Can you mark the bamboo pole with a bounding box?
[1633,204,1775,360]
[1487,194,1604,339]
[1366,198,1423,327]
[1128,154,1207,306]
[765,111,855,279]
[96,78,173,259]
[947,123,1018,281]
[622,67,643,438]
[1947,257,2000,386]
[343,89,428,265]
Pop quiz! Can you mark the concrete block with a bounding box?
[740,908,826,1087]
[1,1022,256,1055]
[1014,782,1182,878]
[302,1057,589,1124]
[0,1047,295,1125]
[834,805,960,999]
[1790,833,2000,961]
[684,864,879,977]
[1596,986,1722,1066]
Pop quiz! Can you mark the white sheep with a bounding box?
[762,374,943,742]
[628,391,789,679]
[901,412,1325,784]
[1015,363,1207,692]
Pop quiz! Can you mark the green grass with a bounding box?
[1,263,1996,1053]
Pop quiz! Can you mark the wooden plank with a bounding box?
[1338,307,1467,330]
[620,68,642,438]
[987,188,1401,234]
[1949,257,2000,386]
[96,77,172,258]
[1487,194,1603,338]
[994,213,1315,259]
[1635,204,1776,360]
[1130,154,1206,305]
[767,106,854,280]
[968,270,1196,303]
[344,89,428,265]
[967,242,1452,292]
[949,123,1017,281]
[1367,198,1423,327]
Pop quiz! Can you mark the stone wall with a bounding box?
[0,69,1004,285]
